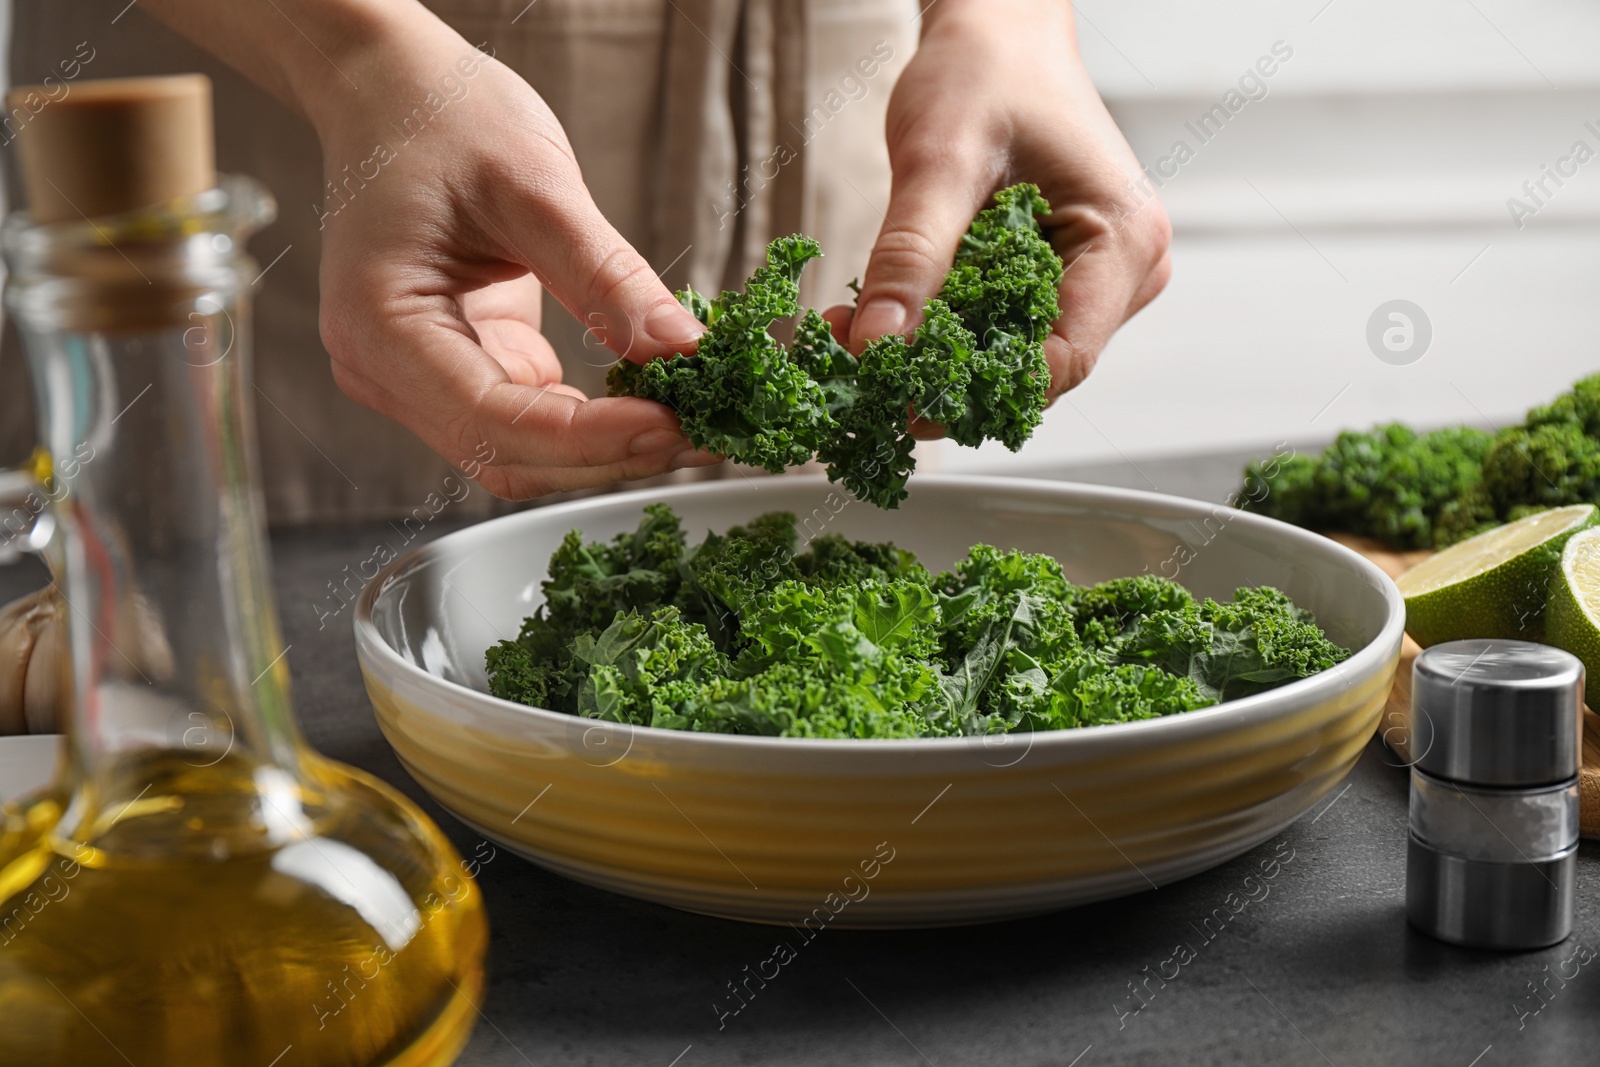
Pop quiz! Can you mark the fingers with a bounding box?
[1043,200,1172,399]
[837,170,1170,417]
[324,291,718,497]
[470,317,566,388]
[1130,248,1174,320]
[459,271,544,333]
[477,388,694,470]
[849,158,992,351]
[461,277,566,389]
[307,61,721,503]
[473,449,723,500]
[481,165,703,365]
[820,303,854,343]
[471,390,726,499]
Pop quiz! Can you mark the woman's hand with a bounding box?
[843,0,1171,433]
[149,0,720,498]
[311,13,723,497]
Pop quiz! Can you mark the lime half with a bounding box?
[1397,504,1597,647]
[1547,526,1600,706]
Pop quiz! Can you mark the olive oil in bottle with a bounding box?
[0,76,487,1066]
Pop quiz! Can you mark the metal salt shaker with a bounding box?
[1406,639,1583,950]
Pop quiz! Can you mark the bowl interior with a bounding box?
[364,475,1398,701]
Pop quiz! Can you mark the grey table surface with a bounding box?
[14,451,1600,1065]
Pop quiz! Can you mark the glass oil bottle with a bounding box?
[0,75,487,1066]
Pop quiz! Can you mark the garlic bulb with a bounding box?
[0,587,65,734]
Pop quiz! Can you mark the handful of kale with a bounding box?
[1240,374,1600,549]
[606,184,1064,509]
[485,505,1350,739]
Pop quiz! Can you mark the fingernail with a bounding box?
[630,428,686,454]
[853,298,907,340]
[644,302,705,346]
[671,448,723,469]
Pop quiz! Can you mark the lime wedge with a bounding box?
[1397,504,1597,647]
[1547,526,1600,706]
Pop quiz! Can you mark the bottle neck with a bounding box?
[5,178,304,842]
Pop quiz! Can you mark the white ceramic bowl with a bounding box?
[355,475,1403,927]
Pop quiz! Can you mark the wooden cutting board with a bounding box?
[1327,533,1600,839]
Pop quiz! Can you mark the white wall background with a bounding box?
[925,0,1600,475]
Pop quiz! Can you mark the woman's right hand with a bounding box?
[303,10,722,497]
[143,0,720,498]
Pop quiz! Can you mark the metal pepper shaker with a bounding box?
[1406,639,1583,950]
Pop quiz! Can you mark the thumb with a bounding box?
[850,165,988,351]
[493,174,704,364]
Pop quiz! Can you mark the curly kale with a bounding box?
[1242,424,1491,549]
[608,184,1064,509]
[821,188,1062,505]
[509,503,686,660]
[483,640,563,712]
[936,543,1079,664]
[1430,484,1499,546]
[1479,422,1600,515]
[675,511,800,651]
[484,503,689,710]
[792,308,861,421]
[606,237,831,473]
[487,505,1349,739]
[792,532,926,589]
[816,329,929,509]
[936,183,1059,450]
[1239,374,1600,549]
[1074,574,1198,645]
[568,606,730,725]
[1009,654,1215,731]
[1527,374,1600,438]
[1109,587,1350,703]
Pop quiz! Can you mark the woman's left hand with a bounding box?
[839,0,1171,431]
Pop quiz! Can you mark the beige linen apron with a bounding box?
[0,0,918,526]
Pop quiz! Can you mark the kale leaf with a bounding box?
[1010,654,1215,731]
[1109,586,1350,703]
[1480,422,1600,516]
[607,184,1064,509]
[607,237,832,473]
[569,606,729,727]
[936,183,1059,450]
[1240,373,1600,548]
[1242,424,1492,549]
[487,505,1349,740]
[486,503,688,712]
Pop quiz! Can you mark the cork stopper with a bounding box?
[7,74,215,224]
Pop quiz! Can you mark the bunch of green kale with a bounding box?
[485,505,1350,739]
[1241,374,1600,549]
[606,184,1064,509]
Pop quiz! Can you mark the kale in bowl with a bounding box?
[486,505,1350,739]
